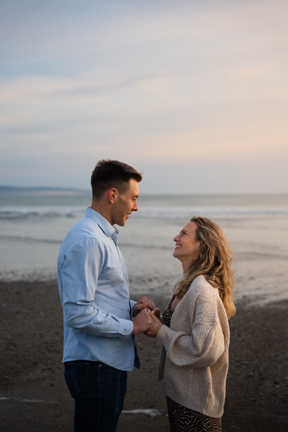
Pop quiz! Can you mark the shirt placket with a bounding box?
[111,232,129,285]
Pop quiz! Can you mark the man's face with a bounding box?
[111,179,139,226]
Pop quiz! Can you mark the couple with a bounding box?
[57,160,236,432]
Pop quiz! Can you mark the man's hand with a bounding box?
[133,296,160,318]
[144,313,163,338]
[132,309,154,335]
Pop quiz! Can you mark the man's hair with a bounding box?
[91,159,142,200]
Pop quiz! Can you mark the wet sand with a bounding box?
[0,280,288,431]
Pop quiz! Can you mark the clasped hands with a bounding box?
[132,296,162,337]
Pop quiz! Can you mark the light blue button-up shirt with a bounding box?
[57,208,138,371]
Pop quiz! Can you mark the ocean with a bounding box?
[1,189,288,303]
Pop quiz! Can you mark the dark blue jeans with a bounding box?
[64,361,127,432]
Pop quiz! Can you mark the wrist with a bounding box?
[155,323,163,335]
[132,322,139,335]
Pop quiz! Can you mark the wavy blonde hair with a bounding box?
[174,216,236,318]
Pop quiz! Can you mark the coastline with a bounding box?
[0,280,287,431]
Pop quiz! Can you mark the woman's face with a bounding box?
[173,221,200,266]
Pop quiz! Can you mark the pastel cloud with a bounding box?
[0,0,287,192]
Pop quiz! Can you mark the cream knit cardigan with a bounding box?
[156,275,230,418]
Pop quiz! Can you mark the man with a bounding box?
[57,160,158,432]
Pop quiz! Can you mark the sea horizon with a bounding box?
[0,188,287,301]
[1,189,288,221]
[1,184,288,195]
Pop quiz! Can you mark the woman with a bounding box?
[146,216,236,432]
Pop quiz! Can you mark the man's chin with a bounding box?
[116,220,126,227]
[115,215,129,227]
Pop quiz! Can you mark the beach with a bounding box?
[0,279,288,432]
[0,192,288,430]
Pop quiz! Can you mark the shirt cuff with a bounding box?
[130,300,136,315]
[118,318,134,336]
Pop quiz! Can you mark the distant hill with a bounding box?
[0,185,89,193]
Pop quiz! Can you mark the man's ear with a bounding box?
[108,188,117,204]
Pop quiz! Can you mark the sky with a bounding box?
[0,0,288,194]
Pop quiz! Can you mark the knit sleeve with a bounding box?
[156,293,226,368]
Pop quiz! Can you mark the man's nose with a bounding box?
[133,201,139,212]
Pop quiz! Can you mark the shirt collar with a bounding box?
[85,207,117,238]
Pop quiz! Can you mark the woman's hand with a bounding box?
[133,296,160,318]
[144,312,163,338]
[132,309,154,335]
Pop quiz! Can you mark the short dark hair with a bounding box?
[91,159,142,200]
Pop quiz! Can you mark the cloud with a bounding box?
[0,0,287,192]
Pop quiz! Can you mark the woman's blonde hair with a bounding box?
[174,216,236,318]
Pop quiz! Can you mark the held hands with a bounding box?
[132,309,154,335]
[133,296,160,318]
[132,308,163,336]
[132,296,161,336]
[144,312,162,338]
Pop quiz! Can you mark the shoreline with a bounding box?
[0,280,288,431]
